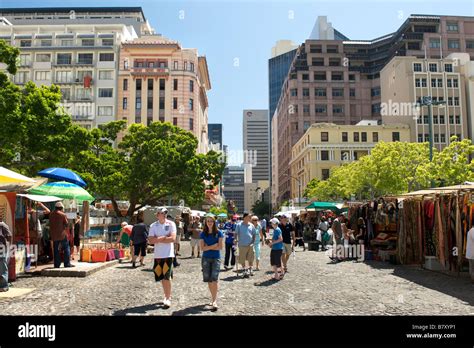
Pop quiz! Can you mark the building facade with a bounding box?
[289,122,410,200]
[273,14,474,204]
[243,109,270,182]
[117,35,211,153]
[381,54,468,148]
[208,123,223,150]
[222,166,245,214]
[0,7,152,128]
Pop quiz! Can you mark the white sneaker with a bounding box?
[163,299,171,308]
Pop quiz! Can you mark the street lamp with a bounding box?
[283,173,302,207]
[418,96,447,162]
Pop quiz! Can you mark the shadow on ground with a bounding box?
[113,303,165,315]
[171,304,215,316]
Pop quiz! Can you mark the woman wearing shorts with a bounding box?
[251,216,263,271]
[200,215,224,311]
[268,218,284,280]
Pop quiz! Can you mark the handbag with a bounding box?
[106,249,115,261]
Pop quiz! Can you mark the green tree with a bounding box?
[431,136,474,186]
[209,202,228,216]
[251,200,271,218]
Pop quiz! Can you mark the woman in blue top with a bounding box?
[200,215,224,311]
[267,218,284,280]
[251,215,265,271]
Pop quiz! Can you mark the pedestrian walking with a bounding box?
[130,216,149,268]
[278,215,295,274]
[234,212,256,278]
[0,217,12,292]
[200,215,224,311]
[117,221,133,260]
[267,218,283,281]
[174,216,184,256]
[169,215,180,267]
[318,216,329,251]
[189,216,202,258]
[294,216,306,251]
[223,218,236,270]
[50,202,74,268]
[251,216,264,271]
[148,207,176,309]
[72,213,81,260]
[331,214,344,262]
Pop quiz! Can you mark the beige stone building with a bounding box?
[117,35,211,153]
[289,122,410,201]
[381,55,468,148]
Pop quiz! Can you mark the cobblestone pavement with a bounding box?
[0,242,473,316]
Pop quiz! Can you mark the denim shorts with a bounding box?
[201,257,220,282]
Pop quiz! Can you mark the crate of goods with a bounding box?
[106,249,115,261]
[91,249,107,263]
[81,248,92,262]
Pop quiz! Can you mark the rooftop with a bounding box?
[0,7,146,21]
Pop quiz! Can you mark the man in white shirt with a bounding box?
[148,207,177,309]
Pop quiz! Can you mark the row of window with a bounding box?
[123,59,195,72]
[315,150,366,162]
[19,52,114,65]
[417,114,462,125]
[413,62,454,73]
[291,87,358,98]
[132,116,195,131]
[318,131,391,143]
[292,72,345,82]
[427,38,473,50]
[62,105,114,117]
[14,38,114,48]
[415,77,459,88]
[58,86,112,99]
[417,133,461,143]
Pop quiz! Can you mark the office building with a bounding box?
[243,109,270,182]
[222,166,245,214]
[208,123,223,150]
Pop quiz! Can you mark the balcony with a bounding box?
[54,78,91,85]
[131,67,169,76]
[72,115,94,121]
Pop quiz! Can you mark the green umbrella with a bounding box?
[305,201,346,212]
[28,181,94,202]
[217,213,228,218]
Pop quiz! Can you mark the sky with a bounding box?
[2,0,473,165]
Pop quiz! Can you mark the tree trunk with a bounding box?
[111,198,121,218]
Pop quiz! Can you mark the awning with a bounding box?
[17,194,63,203]
[305,201,345,211]
[0,167,36,184]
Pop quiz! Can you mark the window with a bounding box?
[173,117,178,126]
[314,72,326,81]
[189,118,194,131]
[440,115,445,124]
[331,72,343,81]
[81,39,95,46]
[434,134,439,143]
[190,62,194,72]
[431,78,437,88]
[173,61,178,70]
[35,71,50,81]
[14,71,30,84]
[184,61,187,71]
[350,89,355,97]
[423,115,429,124]
[333,105,344,114]
[353,132,359,142]
[413,63,422,72]
[454,97,459,106]
[290,89,298,97]
[123,78,128,91]
[315,105,326,114]
[99,88,113,98]
[124,59,129,70]
[136,79,142,91]
[467,40,474,49]
[447,22,458,32]
[173,79,178,91]
[102,38,114,46]
[448,40,460,49]
[448,97,454,106]
[429,63,437,72]
[415,79,421,88]
[327,45,338,53]
[440,134,446,143]
[418,134,423,143]
[437,79,443,87]
[136,97,142,110]
[60,88,71,100]
[445,64,453,73]
[453,79,458,88]
[321,151,329,161]
[303,104,310,115]
[19,54,31,66]
[61,39,73,46]
[371,87,380,97]
[312,58,324,66]
[349,74,355,81]
[173,97,178,109]
[315,88,326,97]
[429,39,441,48]
[303,121,310,131]
[421,78,427,87]
[40,39,52,47]
[434,115,439,124]
[455,115,461,124]
[56,53,72,65]
[76,88,91,100]
[98,106,113,116]
[332,88,344,97]
[78,53,93,64]
[342,132,348,142]
[76,70,92,82]
[302,73,309,81]
[55,70,72,83]
[424,134,430,142]
[159,79,165,91]
[189,98,194,111]
[99,70,113,80]
[329,58,340,66]
[392,132,400,142]
[20,40,31,47]
[449,115,454,124]
[321,169,330,180]
[361,132,367,142]
[372,132,379,142]
[447,79,452,88]
[99,53,114,62]
[123,97,128,110]
[189,80,194,92]
[36,53,51,62]
[321,132,329,142]
[303,88,310,97]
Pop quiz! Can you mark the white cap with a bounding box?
[55,202,64,209]
[270,218,280,225]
